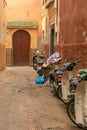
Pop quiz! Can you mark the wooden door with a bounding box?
[12,30,30,66]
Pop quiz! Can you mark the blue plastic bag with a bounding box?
[35,76,44,84]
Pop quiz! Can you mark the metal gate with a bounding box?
[50,25,55,55]
[12,30,30,66]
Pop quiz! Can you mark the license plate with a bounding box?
[58,82,61,86]
[37,66,42,70]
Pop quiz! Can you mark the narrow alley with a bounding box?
[0,67,80,130]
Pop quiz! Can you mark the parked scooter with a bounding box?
[43,57,63,85]
[67,76,80,125]
[33,51,39,70]
[33,51,45,70]
[48,57,63,81]
[49,59,63,89]
[67,69,87,129]
[53,60,80,104]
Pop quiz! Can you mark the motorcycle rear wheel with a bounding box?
[37,69,44,76]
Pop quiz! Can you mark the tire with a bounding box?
[56,85,67,104]
[67,99,87,129]
[51,81,57,93]
[33,58,37,70]
[37,69,44,76]
[67,98,76,125]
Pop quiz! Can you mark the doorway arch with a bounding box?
[12,30,30,66]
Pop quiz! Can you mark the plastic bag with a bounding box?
[43,78,50,86]
[35,76,44,84]
[46,52,59,64]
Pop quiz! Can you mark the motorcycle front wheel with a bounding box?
[37,69,44,76]
[56,85,67,104]
[33,58,37,70]
[67,98,76,125]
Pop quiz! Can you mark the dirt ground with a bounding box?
[0,67,81,130]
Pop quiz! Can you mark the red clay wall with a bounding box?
[58,0,87,69]
[60,43,87,69]
[44,42,87,69]
[0,44,6,71]
[59,0,87,43]
[44,44,49,58]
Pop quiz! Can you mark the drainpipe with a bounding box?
[57,0,60,44]
[54,0,58,31]
[42,30,44,51]
[55,0,58,43]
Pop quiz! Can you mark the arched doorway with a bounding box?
[12,30,30,66]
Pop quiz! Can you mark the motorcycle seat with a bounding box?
[55,70,64,75]
[69,77,79,85]
[39,55,44,59]
[78,69,87,74]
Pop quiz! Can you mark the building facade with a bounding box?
[42,0,59,57]
[6,0,42,66]
[43,0,87,69]
[0,0,7,71]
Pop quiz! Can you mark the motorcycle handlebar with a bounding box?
[68,60,81,66]
[62,60,81,71]
[79,74,87,82]
[74,60,81,64]
[49,57,63,64]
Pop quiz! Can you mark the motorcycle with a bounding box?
[43,57,63,85]
[53,60,80,104]
[67,69,87,128]
[33,52,45,70]
[48,57,63,83]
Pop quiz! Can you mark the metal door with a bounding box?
[50,25,55,55]
[12,30,30,66]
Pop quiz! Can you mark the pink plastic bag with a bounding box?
[46,52,59,64]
